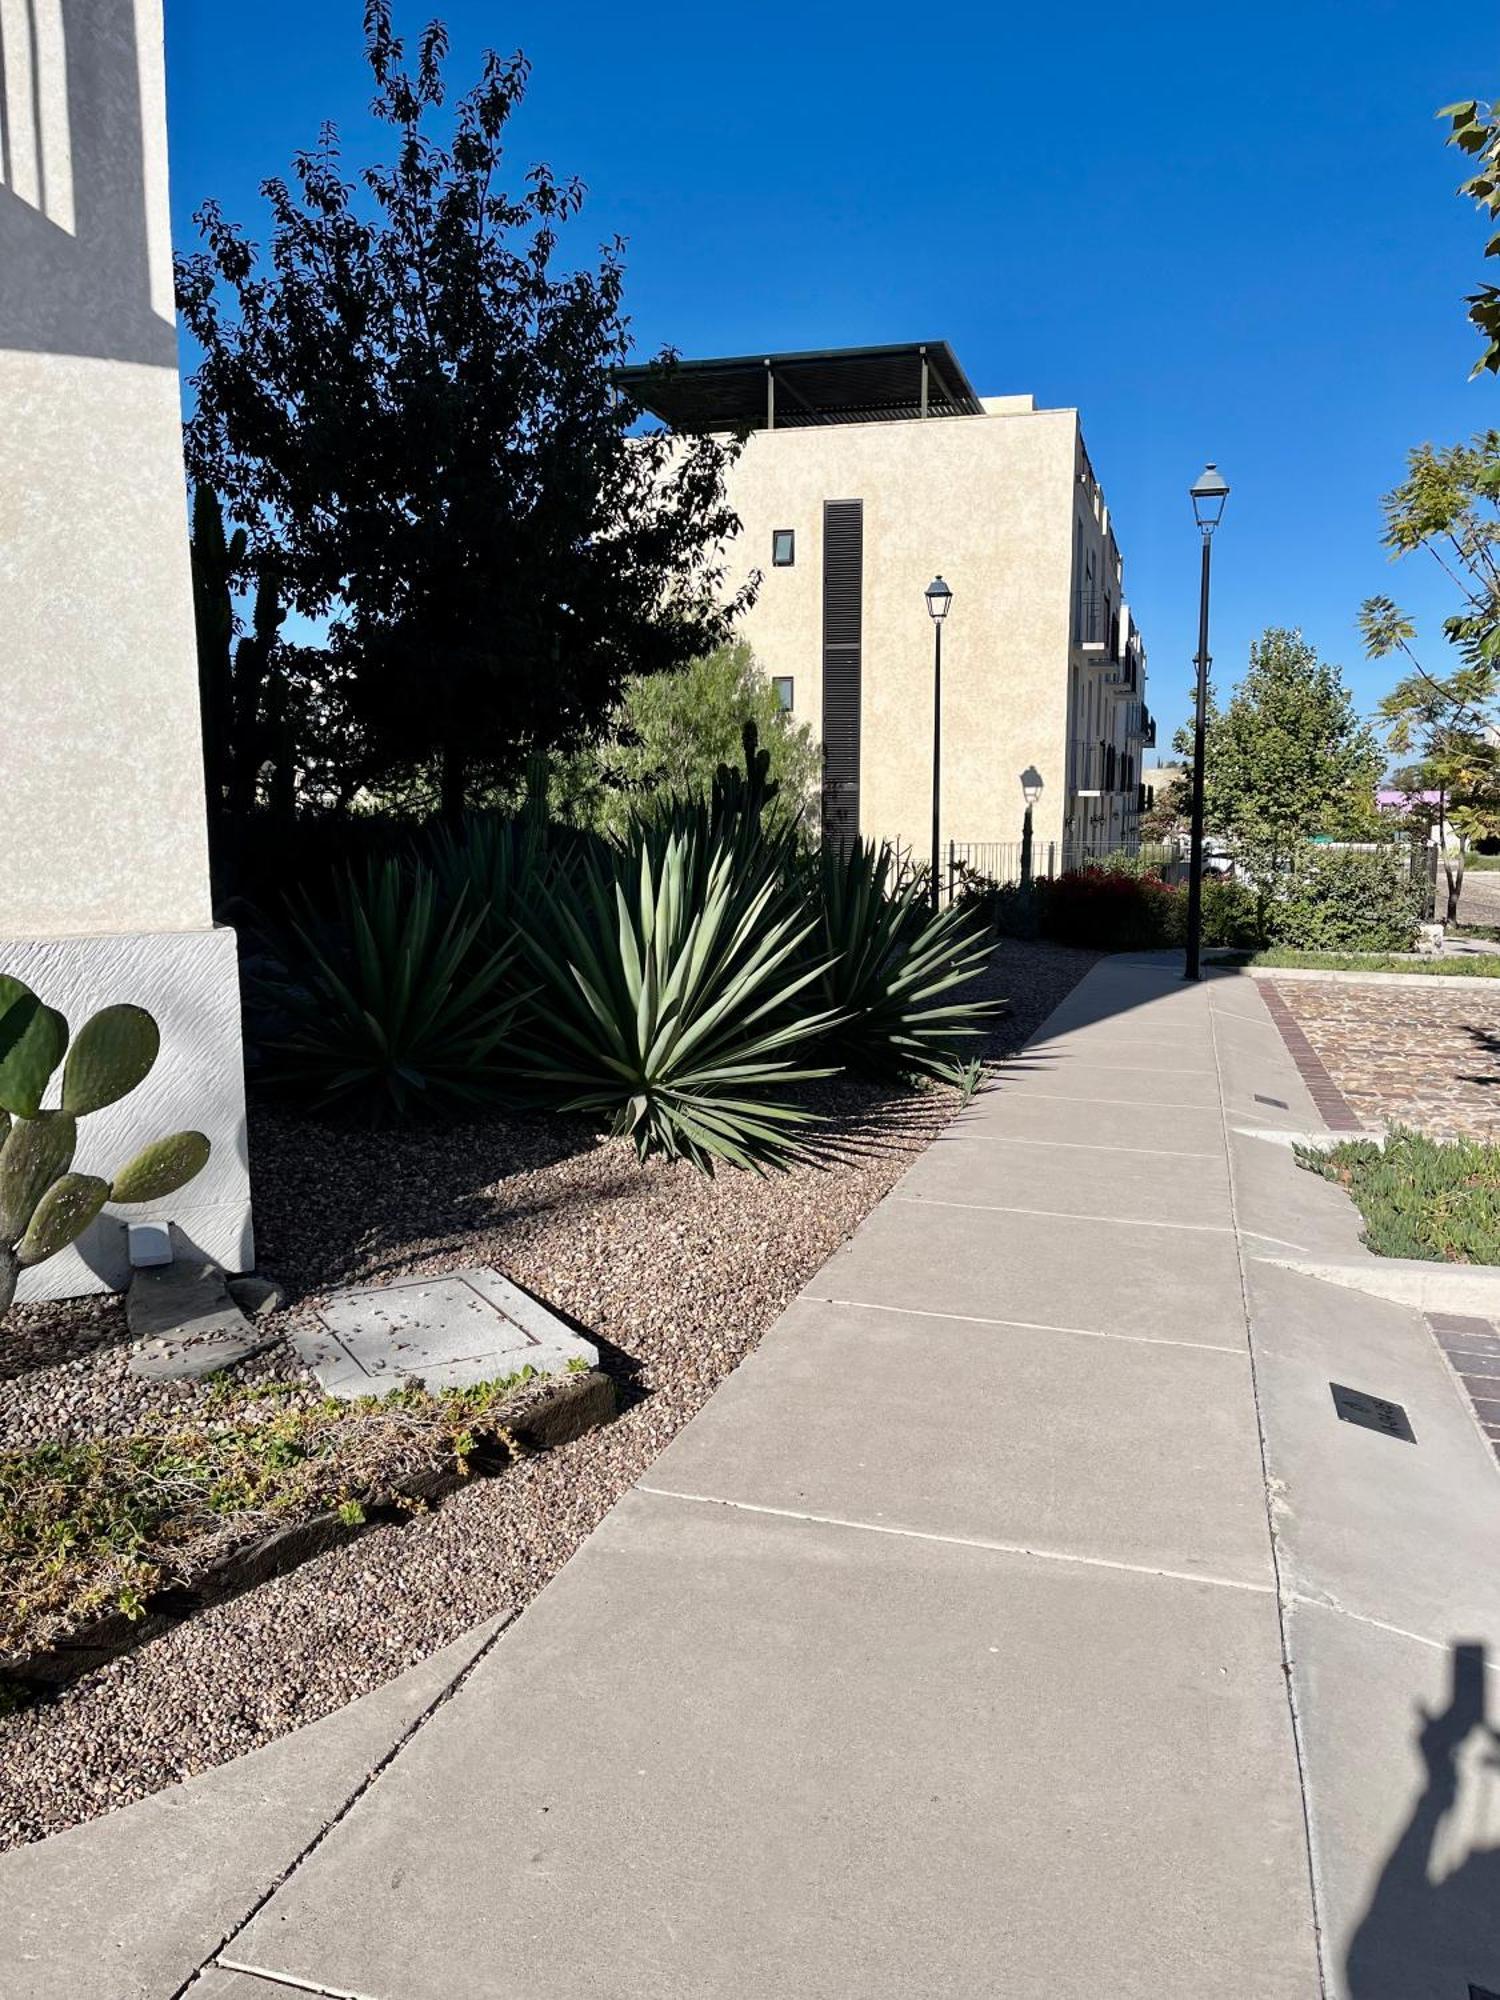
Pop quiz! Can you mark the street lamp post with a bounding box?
[1184,464,1229,981]
[925,575,953,910]
[1019,767,1043,890]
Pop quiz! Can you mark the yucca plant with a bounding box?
[813,838,1000,1081]
[257,859,523,1123]
[518,817,840,1172]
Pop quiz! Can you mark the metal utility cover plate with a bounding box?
[1254,1093,1288,1109]
[292,1267,597,1400]
[1330,1381,1416,1443]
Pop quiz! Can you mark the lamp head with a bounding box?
[1190,463,1230,534]
[1020,766,1044,807]
[925,574,953,622]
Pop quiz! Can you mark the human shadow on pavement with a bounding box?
[1344,1640,1500,1998]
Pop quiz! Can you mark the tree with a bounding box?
[1172,628,1384,873]
[1360,433,1500,920]
[1439,96,1500,376]
[177,6,751,821]
[566,642,821,838]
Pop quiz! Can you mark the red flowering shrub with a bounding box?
[1040,867,1185,950]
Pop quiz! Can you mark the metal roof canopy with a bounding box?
[615,341,983,433]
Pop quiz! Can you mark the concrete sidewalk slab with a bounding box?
[895,1127,1233,1226]
[643,1295,1274,1583]
[0,1617,508,2000]
[991,1055,1223,1107]
[1287,1598,1500,2000]
[953,1088,1227,1154]
[1245,1256,1500,1642]
[228,1489,1319,2000]
[810,1193,1249,1347]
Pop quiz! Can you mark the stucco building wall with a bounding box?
[0,0,251,1295]
[718,397,1144,863]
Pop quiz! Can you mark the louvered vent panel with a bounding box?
[821,499,863,850]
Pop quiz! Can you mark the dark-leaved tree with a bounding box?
[177,4,750,819]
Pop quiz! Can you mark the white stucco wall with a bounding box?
[0,0,211,937]
[0,0,252,1290]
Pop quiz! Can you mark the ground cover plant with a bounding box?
[1300,1126,1500,1262]
[1250,948,1500,976]
[0,1367,573,1665]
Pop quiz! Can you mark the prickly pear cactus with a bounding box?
[0,978,211,1318]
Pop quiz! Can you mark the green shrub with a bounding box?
[812,839,999,1081]
[1264,847,1424,951]
[517,817,837,1172]
[1299,1127,1500,1263]
[258,859,523,1123]
[1200,878,1264,948]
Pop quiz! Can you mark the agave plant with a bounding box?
[814,839,1000,1081]
[258,859,523,1123]
[0,979,211,1316]
[518,818,839,1172]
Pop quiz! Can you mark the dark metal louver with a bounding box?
[821,500,864,850]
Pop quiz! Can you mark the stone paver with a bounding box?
[1265,976,1500,1140]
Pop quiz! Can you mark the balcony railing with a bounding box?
[1073,586,1107,651]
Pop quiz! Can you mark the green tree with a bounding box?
[1173,629,1383,873]
[569,643,821,838]
[1439,96,1500,375]
[1360,432,1500,920]
[177,7,750,821]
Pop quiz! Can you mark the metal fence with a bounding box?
[946,835,1440,919]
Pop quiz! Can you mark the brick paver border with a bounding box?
[1257,982,1364,1132]
[1427,1312,1500,1465]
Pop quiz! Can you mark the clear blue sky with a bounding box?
[163,0,1493,756]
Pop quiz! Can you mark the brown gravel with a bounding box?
[0,938,1098,1849]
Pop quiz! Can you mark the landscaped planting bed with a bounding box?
[0,937,1099,1848]
[1301,1127,1500,1264]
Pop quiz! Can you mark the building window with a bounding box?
[772,528,795,567]
[772,676,794,712]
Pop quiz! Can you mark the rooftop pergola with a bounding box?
[614,341,983,433]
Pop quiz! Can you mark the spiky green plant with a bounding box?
[518,819,839,1172]
[258,859,524,1123]
[0,979,211,1317]
[812,839,1001,1081]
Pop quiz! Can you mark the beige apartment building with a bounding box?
[620,342,1153,876]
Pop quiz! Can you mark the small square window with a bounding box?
[772,676,794,712]
[771,529,795,567]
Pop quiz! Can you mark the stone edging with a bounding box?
[3,1368,616,1694]
[1247,965,1500,991]
[1253,982,1363,1133]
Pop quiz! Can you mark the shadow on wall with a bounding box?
[0,0,176,365]
[1345,1641,1500,1998]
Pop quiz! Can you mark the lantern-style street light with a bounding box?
[1184,465,1229,980]
[925,576,953,910]
[1019,767,1043,889]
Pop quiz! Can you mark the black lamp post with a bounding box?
[1020,767,1043,889]
[925,575,953,909]
[1184,463,1229,981]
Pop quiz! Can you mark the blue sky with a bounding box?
[163,0,1493,756]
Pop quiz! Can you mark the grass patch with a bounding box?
[1250,947,1500,976]
[0,1369,551,1663]
[1298,1127,1500,1263]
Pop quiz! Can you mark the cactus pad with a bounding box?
[110,1130,211,1204]
[0,976,69,1119]
[17,1172,110,1265]
[62,1004,160,1115]
[0,1112,77,1242]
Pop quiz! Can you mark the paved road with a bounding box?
[1459,866,1500,928]
[9,959,1500,1998]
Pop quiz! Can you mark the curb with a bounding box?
[1251,1252,1500,1315]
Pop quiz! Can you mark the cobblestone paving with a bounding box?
[1268,977,1500,1141]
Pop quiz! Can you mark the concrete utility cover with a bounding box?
[292,1268,597,1400]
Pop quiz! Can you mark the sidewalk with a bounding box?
[9,958,1500,1997]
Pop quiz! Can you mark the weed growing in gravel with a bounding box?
[0,1368,553,1661]
[1298,1126,1500,1262]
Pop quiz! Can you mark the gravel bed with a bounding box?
[0,938,1099,1848]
